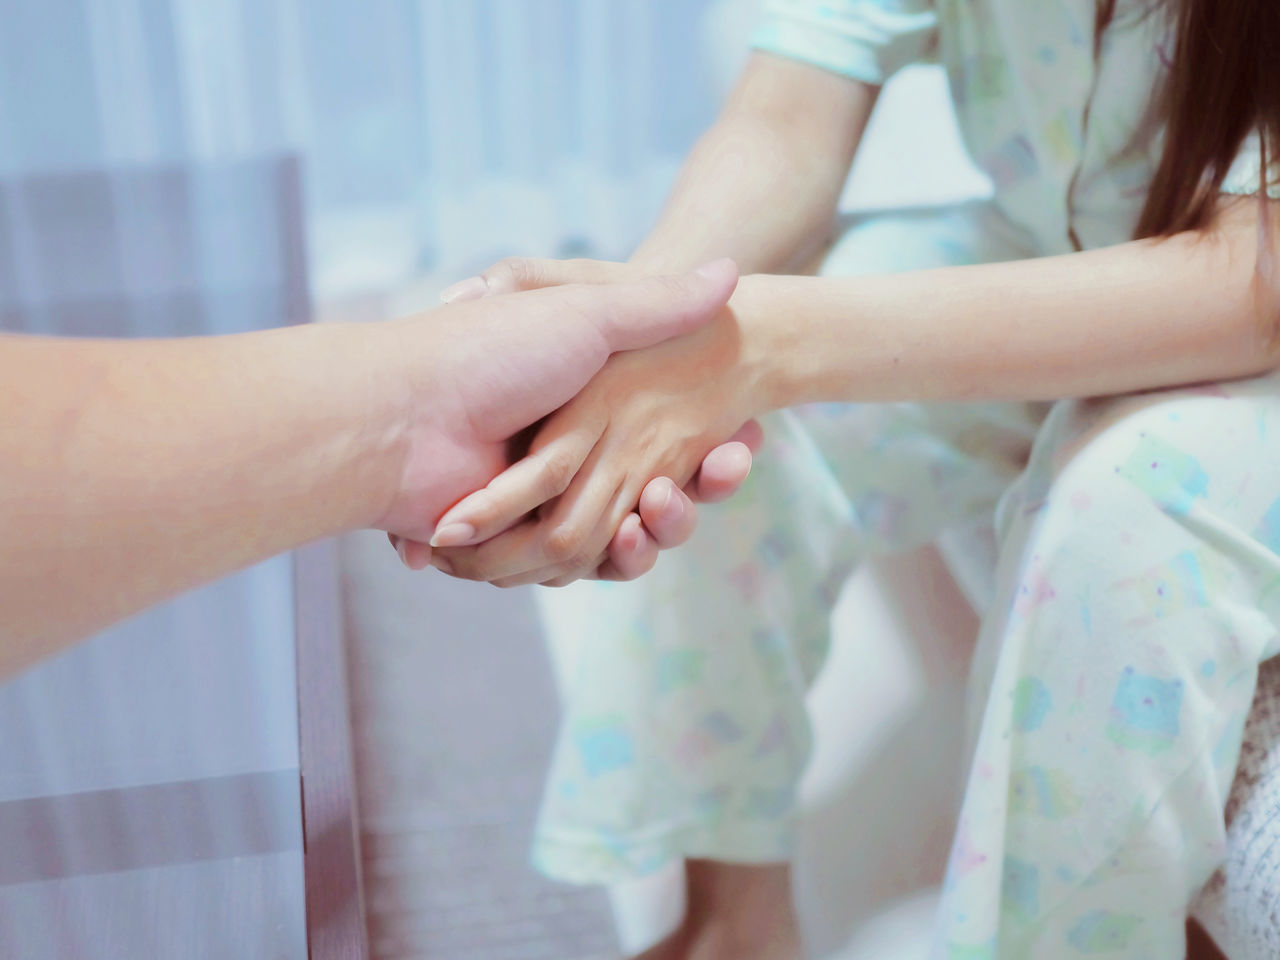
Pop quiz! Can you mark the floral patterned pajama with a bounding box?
[532,0,1280,956]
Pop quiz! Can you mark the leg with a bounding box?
[534,204,1040,957]
[632,861,802,960]
[937,377,1280,958]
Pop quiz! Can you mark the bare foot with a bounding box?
[628,860,802,960]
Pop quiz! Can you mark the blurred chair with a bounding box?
[0,155,363,959]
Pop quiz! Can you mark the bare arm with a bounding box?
[0,325,389,668]
[637,52,876,274]
[430,202,1280,584]
[0,265,736,674]
[748,202,1279,408]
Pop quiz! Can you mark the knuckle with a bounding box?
[539,448,578,497]
[544,523,586,564]
[488,256,540,291]
[449,564,485,583]
[649,273,688,300]
[484,257,519,290]
[436,551,482,582]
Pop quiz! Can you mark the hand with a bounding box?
[427,267,766,587]
[390,423,761,580]
[374,260,742,567]
[391,257,762,582]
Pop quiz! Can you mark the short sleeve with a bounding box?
[1221,132,1280,199]
[750,0,939,87]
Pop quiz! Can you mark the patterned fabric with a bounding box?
[531,3,1280,955]
[535,202,1042,885]
[1190,656,1280,959]
[533,200,1280,958]
[754,0,1278,251]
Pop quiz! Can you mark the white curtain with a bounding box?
[0,0,723,299]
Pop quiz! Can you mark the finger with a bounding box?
[401,539,433,571]
[636,478,698,548]
[437,445,630,584]
[732,418,766,453]
[438,274,489,304]
[479,257,638,295]
[388,533,407,566]
[592,557,633,582]
[517,468,643,587]
[600,512,659,581]
[448,261,740,444]
[388,533,434,570]
[430,422,601,548]
[440,259,633,302]
[582,258,739,353]
[477,491,623,588]
[690,441,753,503]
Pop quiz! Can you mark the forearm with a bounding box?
[0,324,402,668]
[742,209,1279,409]
[632,53,876,274]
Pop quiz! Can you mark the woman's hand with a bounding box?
[374,259,744,541]
[390,257,763,582]
[390,430,759,581]
[427,273,768,587]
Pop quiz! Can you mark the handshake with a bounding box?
[379,256,765,588]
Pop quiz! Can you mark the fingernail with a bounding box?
[659,482,675,514]
[396,540,410,567]
[430,522,476,548]
[431,556,454,576]
[439,275,488,303]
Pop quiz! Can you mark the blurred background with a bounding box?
[0,0,993,957]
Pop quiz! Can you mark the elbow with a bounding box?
[1250,280,1280,371]
[1206,197,1280,370]
[1241,229,1280,371]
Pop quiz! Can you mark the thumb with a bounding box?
[587,258,739,353]
[440,258,634,301]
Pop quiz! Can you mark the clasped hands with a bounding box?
[389,257,764,587]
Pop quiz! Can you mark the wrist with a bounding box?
[730,273,808,414]
[301,319,415,533]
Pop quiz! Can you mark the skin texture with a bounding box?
[0,264,741,677]
[389,268,762,581]
[425,52,877,587]
[433,201,1277,587]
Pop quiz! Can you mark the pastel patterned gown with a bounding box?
[532,1,1280,956]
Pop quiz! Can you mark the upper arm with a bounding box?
[723,0,940,176]
[723,51,878,181]
[1200,195,1280,360]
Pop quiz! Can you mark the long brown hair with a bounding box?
[1121,0,1280,238]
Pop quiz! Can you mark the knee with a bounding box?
[1035,393,1214,519]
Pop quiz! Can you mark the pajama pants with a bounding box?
[533,202,1280,957]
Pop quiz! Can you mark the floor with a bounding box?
[340,529,618,960]
[339,507,980,960]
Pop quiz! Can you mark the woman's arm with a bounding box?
[632,53,876,274]
[431,201,1279,585]
[419,53,871,565]
[752,201,1279,408]
[462,53,876,292]
[0,264,736,674]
